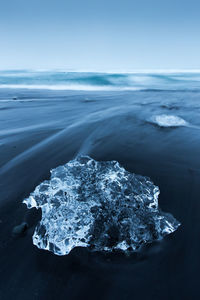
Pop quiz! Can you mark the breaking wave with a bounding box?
[1,70,200,91]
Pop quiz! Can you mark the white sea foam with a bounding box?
[0,84,142,91]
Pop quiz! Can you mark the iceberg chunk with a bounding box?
[23,156,180,255]
[150,114,187,127]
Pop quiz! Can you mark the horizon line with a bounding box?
[1,68,200,74]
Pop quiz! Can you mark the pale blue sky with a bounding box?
[0,0,200,70]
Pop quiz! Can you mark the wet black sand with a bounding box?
[0,89,200,299]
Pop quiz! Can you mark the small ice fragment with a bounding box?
[23,156,180,255]
[150,114,187,127]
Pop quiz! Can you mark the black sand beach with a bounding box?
[0,89,200,300]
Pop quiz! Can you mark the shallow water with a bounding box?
[0,81,200,299]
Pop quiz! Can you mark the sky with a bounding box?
[0,0,200,70]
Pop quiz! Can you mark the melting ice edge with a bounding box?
[23,156,180,255]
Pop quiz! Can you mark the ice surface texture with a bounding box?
[150,114,187,127]
[23,156,180,255]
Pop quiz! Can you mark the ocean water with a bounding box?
[0,69,200,91]
[0,71,200,299]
